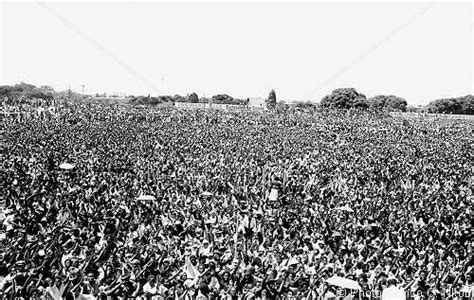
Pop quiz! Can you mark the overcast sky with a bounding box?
[1,1,472,105]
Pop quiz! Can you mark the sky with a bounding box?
[1,1,472,105]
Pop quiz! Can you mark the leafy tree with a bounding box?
[173,94,185,102]
[266,89,277,109]
[188,92,199,103]
[26,90,53,100]
[368,95,407,112]
[13,82,36,92]
[0,82,54,100]
[0,85,14,98]
[320,88,368,109]
[212,94,234,104]
[160,95,174,102]
[427,95,474,115]
[459,95,474,114]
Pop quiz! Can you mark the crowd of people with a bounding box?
[1,101,473,299]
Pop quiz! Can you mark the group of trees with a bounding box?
[0,82,55,100]
[210,94,249,105]
[318,88,473,114]
[367,95,408,112]
[129,92,250,106]
[129,95,171,105]
[3,82,472,114]
[426,95,474,115]
[318,88,407,111]
[320,88,370,109]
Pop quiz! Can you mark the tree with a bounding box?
[459,95,474,114]
[212,94,234,104]
[188,92,199,103]
[295,100,317,108]
[173,94,185,102]
[320,88,368,109]
[13,82,36,92]
[0,85,14,98]
[0,82,55,100]
[266,89,277,109]
[427,95,474,115]
[368,95,407,112]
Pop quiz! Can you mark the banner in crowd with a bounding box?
[390,112,474,120]
[175,102,267,111]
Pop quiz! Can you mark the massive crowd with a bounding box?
[1,101,473,299]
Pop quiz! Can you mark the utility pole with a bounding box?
[68,85,71,101]
[81,84,85,95]
[161,77,165,96]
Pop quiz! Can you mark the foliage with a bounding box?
[0,85,14,98]
[188,92,199,103]
[129,95,175,105]
[368,95,407,112]
[211,94,248,105]
[320,88,368,109]
[0,82,54,100]
[212,94,234,104]
[294,100,317,108]
[173,94,185,102]
[266,89,277,109]
[427,95,474,115]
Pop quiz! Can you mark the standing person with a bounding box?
[143,275,159,299]
[382,278,406,300]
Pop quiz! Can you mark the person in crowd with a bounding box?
[1,100,472,299]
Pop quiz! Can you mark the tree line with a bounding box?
[128,93,249,106]
[0,82,55,101]
[1,83,472,114]
[270,88,473,115]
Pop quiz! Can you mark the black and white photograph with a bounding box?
[1,0,473,299]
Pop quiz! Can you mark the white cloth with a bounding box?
[143,282,157,295]
[381,286,406,300]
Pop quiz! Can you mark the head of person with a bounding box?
[387,278,397,287]
[175,283,185,295]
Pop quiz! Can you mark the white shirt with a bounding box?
[382,285,406,300]
[143,282,157,295]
